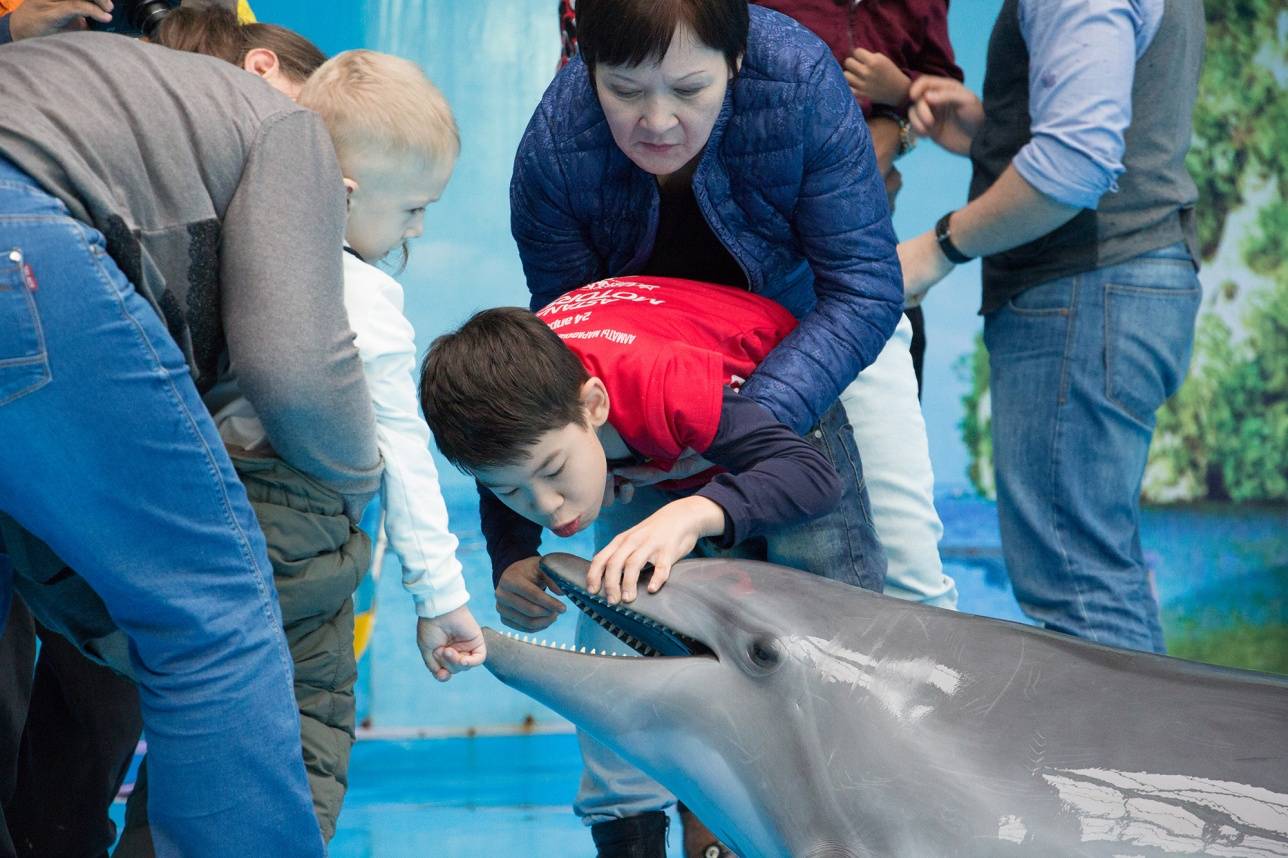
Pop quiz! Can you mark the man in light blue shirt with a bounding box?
[897,0,1205,653]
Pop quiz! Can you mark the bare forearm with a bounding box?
[899,165,1082,304]
[949,165,1080,258]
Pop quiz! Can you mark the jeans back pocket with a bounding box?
[0,248,51,406]
[1105,281,1201,429]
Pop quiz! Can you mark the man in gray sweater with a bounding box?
[0,32,380,856]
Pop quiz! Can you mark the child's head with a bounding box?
[152,6,326,97]
[297,50,460,262]
[420,308,611,538]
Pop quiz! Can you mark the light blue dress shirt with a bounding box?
[1014,0,1164,210]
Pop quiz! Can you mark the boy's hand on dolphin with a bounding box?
[588,496,726,604]
[417,605,487,683]
[495,556,566,632]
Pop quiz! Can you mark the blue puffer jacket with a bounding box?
[511,6,902,435]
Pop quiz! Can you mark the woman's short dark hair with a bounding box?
[419,307,590,472]
[152,6,326,83]
[575,0,747,76]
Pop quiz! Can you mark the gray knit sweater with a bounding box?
[0,33,380,505]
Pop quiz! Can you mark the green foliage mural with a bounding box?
[959,0,1288,505]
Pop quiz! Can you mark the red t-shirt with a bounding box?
[535,276,798,470]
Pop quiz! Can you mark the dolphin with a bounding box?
[482,553,1288,857]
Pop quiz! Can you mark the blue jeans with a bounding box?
[984,243,1200,654]
[574,401,886,824]
[0,161,324,855]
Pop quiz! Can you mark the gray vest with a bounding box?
[969,0,1205,313]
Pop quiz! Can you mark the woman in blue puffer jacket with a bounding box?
[507,2,927,856]
[514,1,901,433]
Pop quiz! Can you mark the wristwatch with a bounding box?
[935,211,972,264]
[896,117,916,158]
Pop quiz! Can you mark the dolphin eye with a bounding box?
[749,637,781,671]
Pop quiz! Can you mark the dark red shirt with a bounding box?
[753,0,963,117]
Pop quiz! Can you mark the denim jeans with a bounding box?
[573,401,886,824]
[0,161,324,855]
[984,242,1201,654]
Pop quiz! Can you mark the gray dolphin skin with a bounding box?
[482,553,1288,858]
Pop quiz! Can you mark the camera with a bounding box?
[88,0,180,36]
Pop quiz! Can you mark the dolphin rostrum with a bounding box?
[483,553,1288,857]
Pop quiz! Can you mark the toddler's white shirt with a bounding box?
[212,250,467,618]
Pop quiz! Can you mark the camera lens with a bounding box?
[131,0,177,36]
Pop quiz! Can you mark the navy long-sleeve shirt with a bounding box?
[481,388,842,585]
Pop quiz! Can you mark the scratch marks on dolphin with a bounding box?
[997,814,1028,844]
[979,639,1026,719]
[782,636,962,724]
[1040,768,1288,854]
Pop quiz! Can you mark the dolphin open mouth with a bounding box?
[546,563,715,659]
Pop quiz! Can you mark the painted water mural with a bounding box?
[248,0,1287,736]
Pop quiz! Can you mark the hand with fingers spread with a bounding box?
[906,75,984,156]
[843,47,912,107]
[417,604,487,682]
[587,496,726,605]
[8,0,114,40]
[495,555,567,632]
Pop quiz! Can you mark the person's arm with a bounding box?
[695,389,842,547]
[901,0,1154,304]
[867,114,902,181]
[738,53,903,436]
[510,86,605,311]
[907,0,964,87]
[342,265,468,618]
[586,389,842,603]
[220,109,381,516]
[480,486,568,632]
[2,0,112,42]
[479,484,543,587]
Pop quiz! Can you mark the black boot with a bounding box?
[591,811,670,858]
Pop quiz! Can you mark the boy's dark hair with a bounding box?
[575,0,747,77]
[419,307,591,472]
[152,6,327,83]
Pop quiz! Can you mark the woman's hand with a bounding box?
[907,76,985,156]
[843,48,912,107]
[587,496,725,604]
[417,605,487,682]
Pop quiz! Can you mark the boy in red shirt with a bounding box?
[421,275,885,617]
[422,275,886,858]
